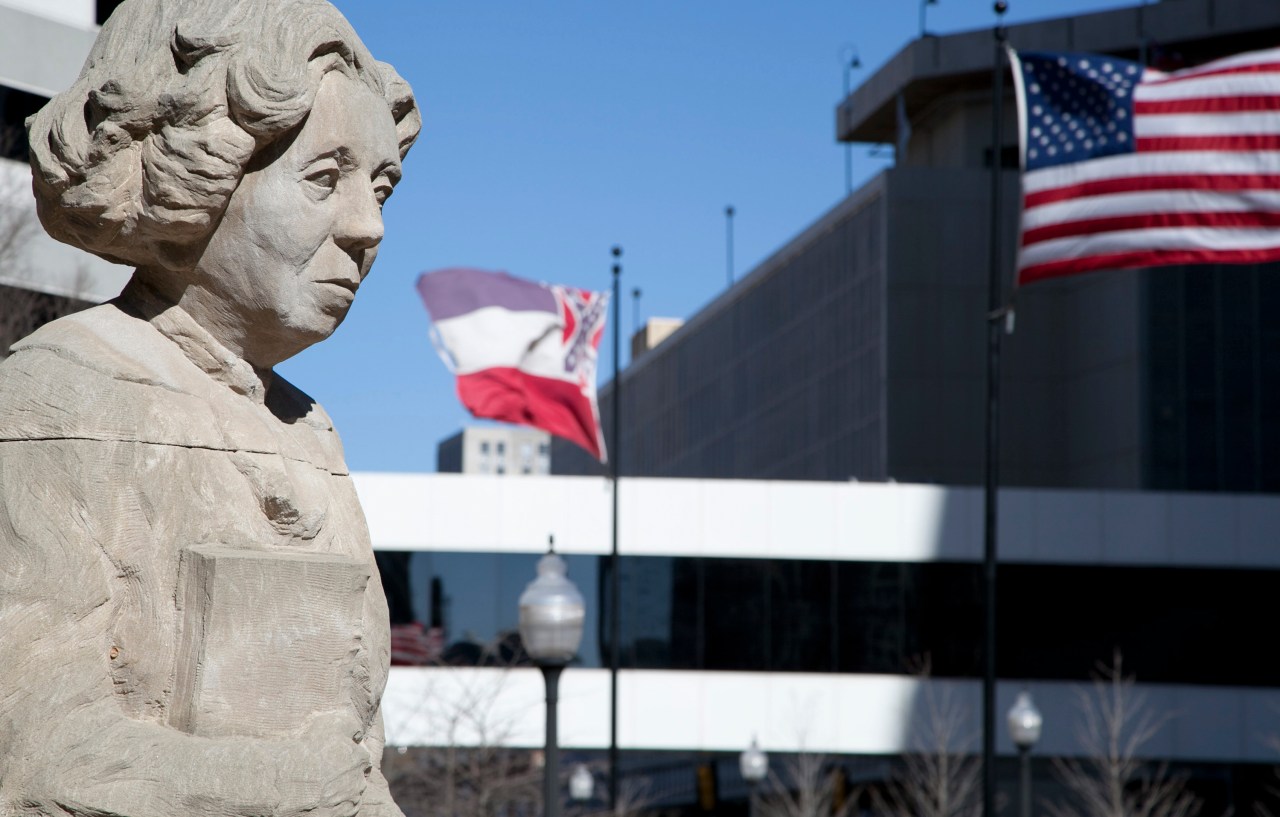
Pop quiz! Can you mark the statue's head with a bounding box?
[27,0,421,366]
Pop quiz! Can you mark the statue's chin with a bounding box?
[264,307,351,367]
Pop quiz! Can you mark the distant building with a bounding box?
[555,0,1280,495]
[0,0,131,352]
[631,317,684,360]
[437,426,552,476]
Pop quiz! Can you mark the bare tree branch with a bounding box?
[382,664,657,817]
[1047,651,1201,817]
[871,660,982,817]
[0,270,94,360]
[382,665,542,817]
[0,133,93,358]
[759,751,858,817]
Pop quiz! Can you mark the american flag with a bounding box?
[1011,47,1280,285]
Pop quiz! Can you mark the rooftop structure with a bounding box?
[554,0,1280,494]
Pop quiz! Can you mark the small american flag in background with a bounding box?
[1011,47,1280,285]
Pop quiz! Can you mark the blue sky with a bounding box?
[283,0,1137,473]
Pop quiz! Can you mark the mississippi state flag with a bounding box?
[1011,47,1280,285]
[416,268,609,461]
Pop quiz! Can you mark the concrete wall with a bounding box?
[354,472,1280,569]
[0,4,96,95]
[0,1,94,30]
[382,667,1280,763]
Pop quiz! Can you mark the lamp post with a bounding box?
[631,287,642,337]
[725,205,735,287]
[739,737,769,817]
[569,763,595,805]
[840,45,861,195]
[1007,690,1043,817]
[519,544,586,817]
[608,245,622,810]
[919,0,938,37]
[982,5,1009,817]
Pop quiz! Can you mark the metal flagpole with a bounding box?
[608,245,622,811]
[983,4,1008,817]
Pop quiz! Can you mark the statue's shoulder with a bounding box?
[5,301,170,385]
[0,303,190,444]
[0,305,341,470]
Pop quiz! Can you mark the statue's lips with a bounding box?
[316,278,360,296]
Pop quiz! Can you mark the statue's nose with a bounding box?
[335,181,384,253]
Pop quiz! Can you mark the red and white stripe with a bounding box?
[1015,47,1280,285]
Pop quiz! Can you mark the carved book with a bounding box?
[170,545,370,738]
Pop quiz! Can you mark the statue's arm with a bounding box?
[0,442,370,817]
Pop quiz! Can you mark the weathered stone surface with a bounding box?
[0,0,420,814]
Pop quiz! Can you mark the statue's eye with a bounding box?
[304,168,339,196]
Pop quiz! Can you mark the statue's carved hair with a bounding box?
[27,0,421,270]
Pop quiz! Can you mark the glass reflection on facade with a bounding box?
[376,551,602,668]
[377,551,1280,686]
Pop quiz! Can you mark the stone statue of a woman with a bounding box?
[0,0,419,814]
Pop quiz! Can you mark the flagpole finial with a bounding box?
[611,246,622,258]
[548,534,556,554]
[994,1,1007,14]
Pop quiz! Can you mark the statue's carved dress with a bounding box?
[0,284,399,814]
[0,0,418,810]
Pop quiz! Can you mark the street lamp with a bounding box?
[919,0,938,37]
[1007,690,1043,817]
[739,737,769,817]
[725,205,735,287]
[631,287,642,337]
[519,543,586,817]
[840,44,861,195]
[569,763,595,804]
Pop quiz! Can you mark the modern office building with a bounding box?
[362,471,1280,813]
[437,426,553,476]
[554,0,1280,495]
[0,0,130,355]
[429,1,1280,813]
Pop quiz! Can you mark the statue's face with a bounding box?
[190,70,402,367]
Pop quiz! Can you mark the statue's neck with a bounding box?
[119,276,274,403]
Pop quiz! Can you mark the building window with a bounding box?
[480,441,490,454]
[96,0,127,25]
[0,85,47,162]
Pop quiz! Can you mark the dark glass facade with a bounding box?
[0,85,46,161]
[1143,264,1280,492]
[375,550,602,667]
[96,0,127,25]
[376,550,1280,687]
